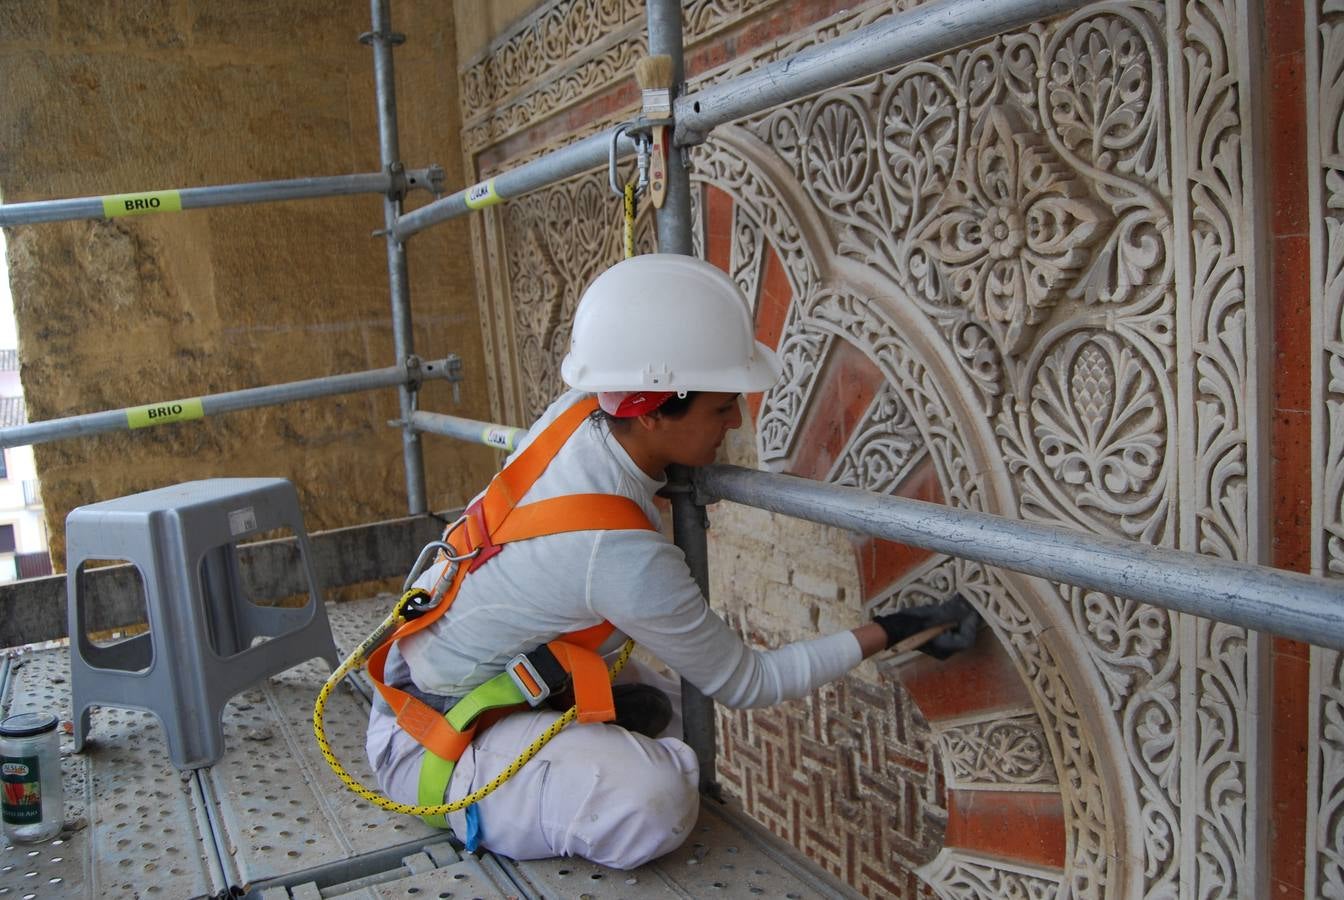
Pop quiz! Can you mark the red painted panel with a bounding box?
[1264,0,1310,894]
[945,790,1067,869]
[851,456,945,598]
[787,340,885,480]
[704,185,734,274]
[896,630,1032,723]
[756,245,792,351]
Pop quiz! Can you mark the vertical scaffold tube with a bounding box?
[647,0,719,798]
[370,0,428,514]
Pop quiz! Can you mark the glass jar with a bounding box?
[0,712,63,843]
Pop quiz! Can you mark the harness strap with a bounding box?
[366,396,655,828]
[414,632,622,828]
[549,640,617,724]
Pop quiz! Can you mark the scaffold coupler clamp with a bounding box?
[506,644,569,707]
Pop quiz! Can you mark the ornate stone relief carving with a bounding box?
[460,0,784,152]
[828,383,928,495]
[461,0,641,112]
[472,0,1283,895]
[1311,648,1344,898]
[919,849,1066,900]
[867,552,962,615]
[727,5,1263,896]
[1309,3,1344,898]
[943,724,1060,816]
[1168,0,1266,895]
[937,713,1058,792]
[796,285,1115,898]
[1315,0,1344,579]
[757,302,831,467]
[497,172,656,419]
[876,556,1059,790]
[729,201,766,305]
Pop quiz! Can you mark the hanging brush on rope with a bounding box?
[635,54,673,209]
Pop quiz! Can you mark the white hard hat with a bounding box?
[561,254,782,393]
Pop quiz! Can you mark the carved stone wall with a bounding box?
[1309,0,1344,896]
[460,0,1331,897]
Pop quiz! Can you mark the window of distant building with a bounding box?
[0,449,7,480]
[0,524,15,553]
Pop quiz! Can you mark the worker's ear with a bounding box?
[629,411,664,434]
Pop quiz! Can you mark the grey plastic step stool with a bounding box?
[66,478,340,769]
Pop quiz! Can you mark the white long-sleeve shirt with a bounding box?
[395,390,861,710]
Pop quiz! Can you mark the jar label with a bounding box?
[2,756,42,824]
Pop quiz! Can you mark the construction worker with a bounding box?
[365,254,977,869]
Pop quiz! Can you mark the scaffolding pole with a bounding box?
[696,465,1344,651]
[0,357,461,451]
[391,0,1093,239]
[673,0,1091,143]
[404,410,1344,649]
[367,0,428,516]
[408,410,524,454]
[392,130,641,241]
[0,170,444,227]
[645,0,720,797]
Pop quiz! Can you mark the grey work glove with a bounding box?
[873,593,979,660]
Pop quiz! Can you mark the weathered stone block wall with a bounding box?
[0,1,496,571]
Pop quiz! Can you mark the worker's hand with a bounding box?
[873,594,979,660]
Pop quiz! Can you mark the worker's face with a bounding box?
[655,391,744,467]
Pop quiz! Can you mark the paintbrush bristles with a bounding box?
[636,55,674,119]
[634,55,674,90]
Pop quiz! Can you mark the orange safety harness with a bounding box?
[366,396,655,823]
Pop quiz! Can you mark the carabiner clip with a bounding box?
[608,123,651,197]
[399,525,481,620]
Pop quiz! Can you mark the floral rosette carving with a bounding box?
[915,108,1108,354]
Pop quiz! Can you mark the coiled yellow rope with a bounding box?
[313,587,637,817]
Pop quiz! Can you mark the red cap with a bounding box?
[597,391,675,418]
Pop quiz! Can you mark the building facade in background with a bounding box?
[0,349,48,581]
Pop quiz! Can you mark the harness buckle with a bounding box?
[506,653,551,706]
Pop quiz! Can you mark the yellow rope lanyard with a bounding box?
[623,180,638,259]
[313,586,637,817]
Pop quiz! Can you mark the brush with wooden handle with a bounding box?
[635,55,673,209]
[874,594,979,659]
[890,622,956,654]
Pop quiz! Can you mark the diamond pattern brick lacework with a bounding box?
[714,627,946,899]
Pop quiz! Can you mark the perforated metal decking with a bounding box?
[0,598,856,900]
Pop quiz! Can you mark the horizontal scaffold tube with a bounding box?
[408,410,524,454]
[0,169,443,227]
[392,131,639,240]
[0,356,461,450]
[695,465,1344,651]
[391,0,1093,238]
[673,0,1093,144]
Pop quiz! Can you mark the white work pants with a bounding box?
[366,661,699,869]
